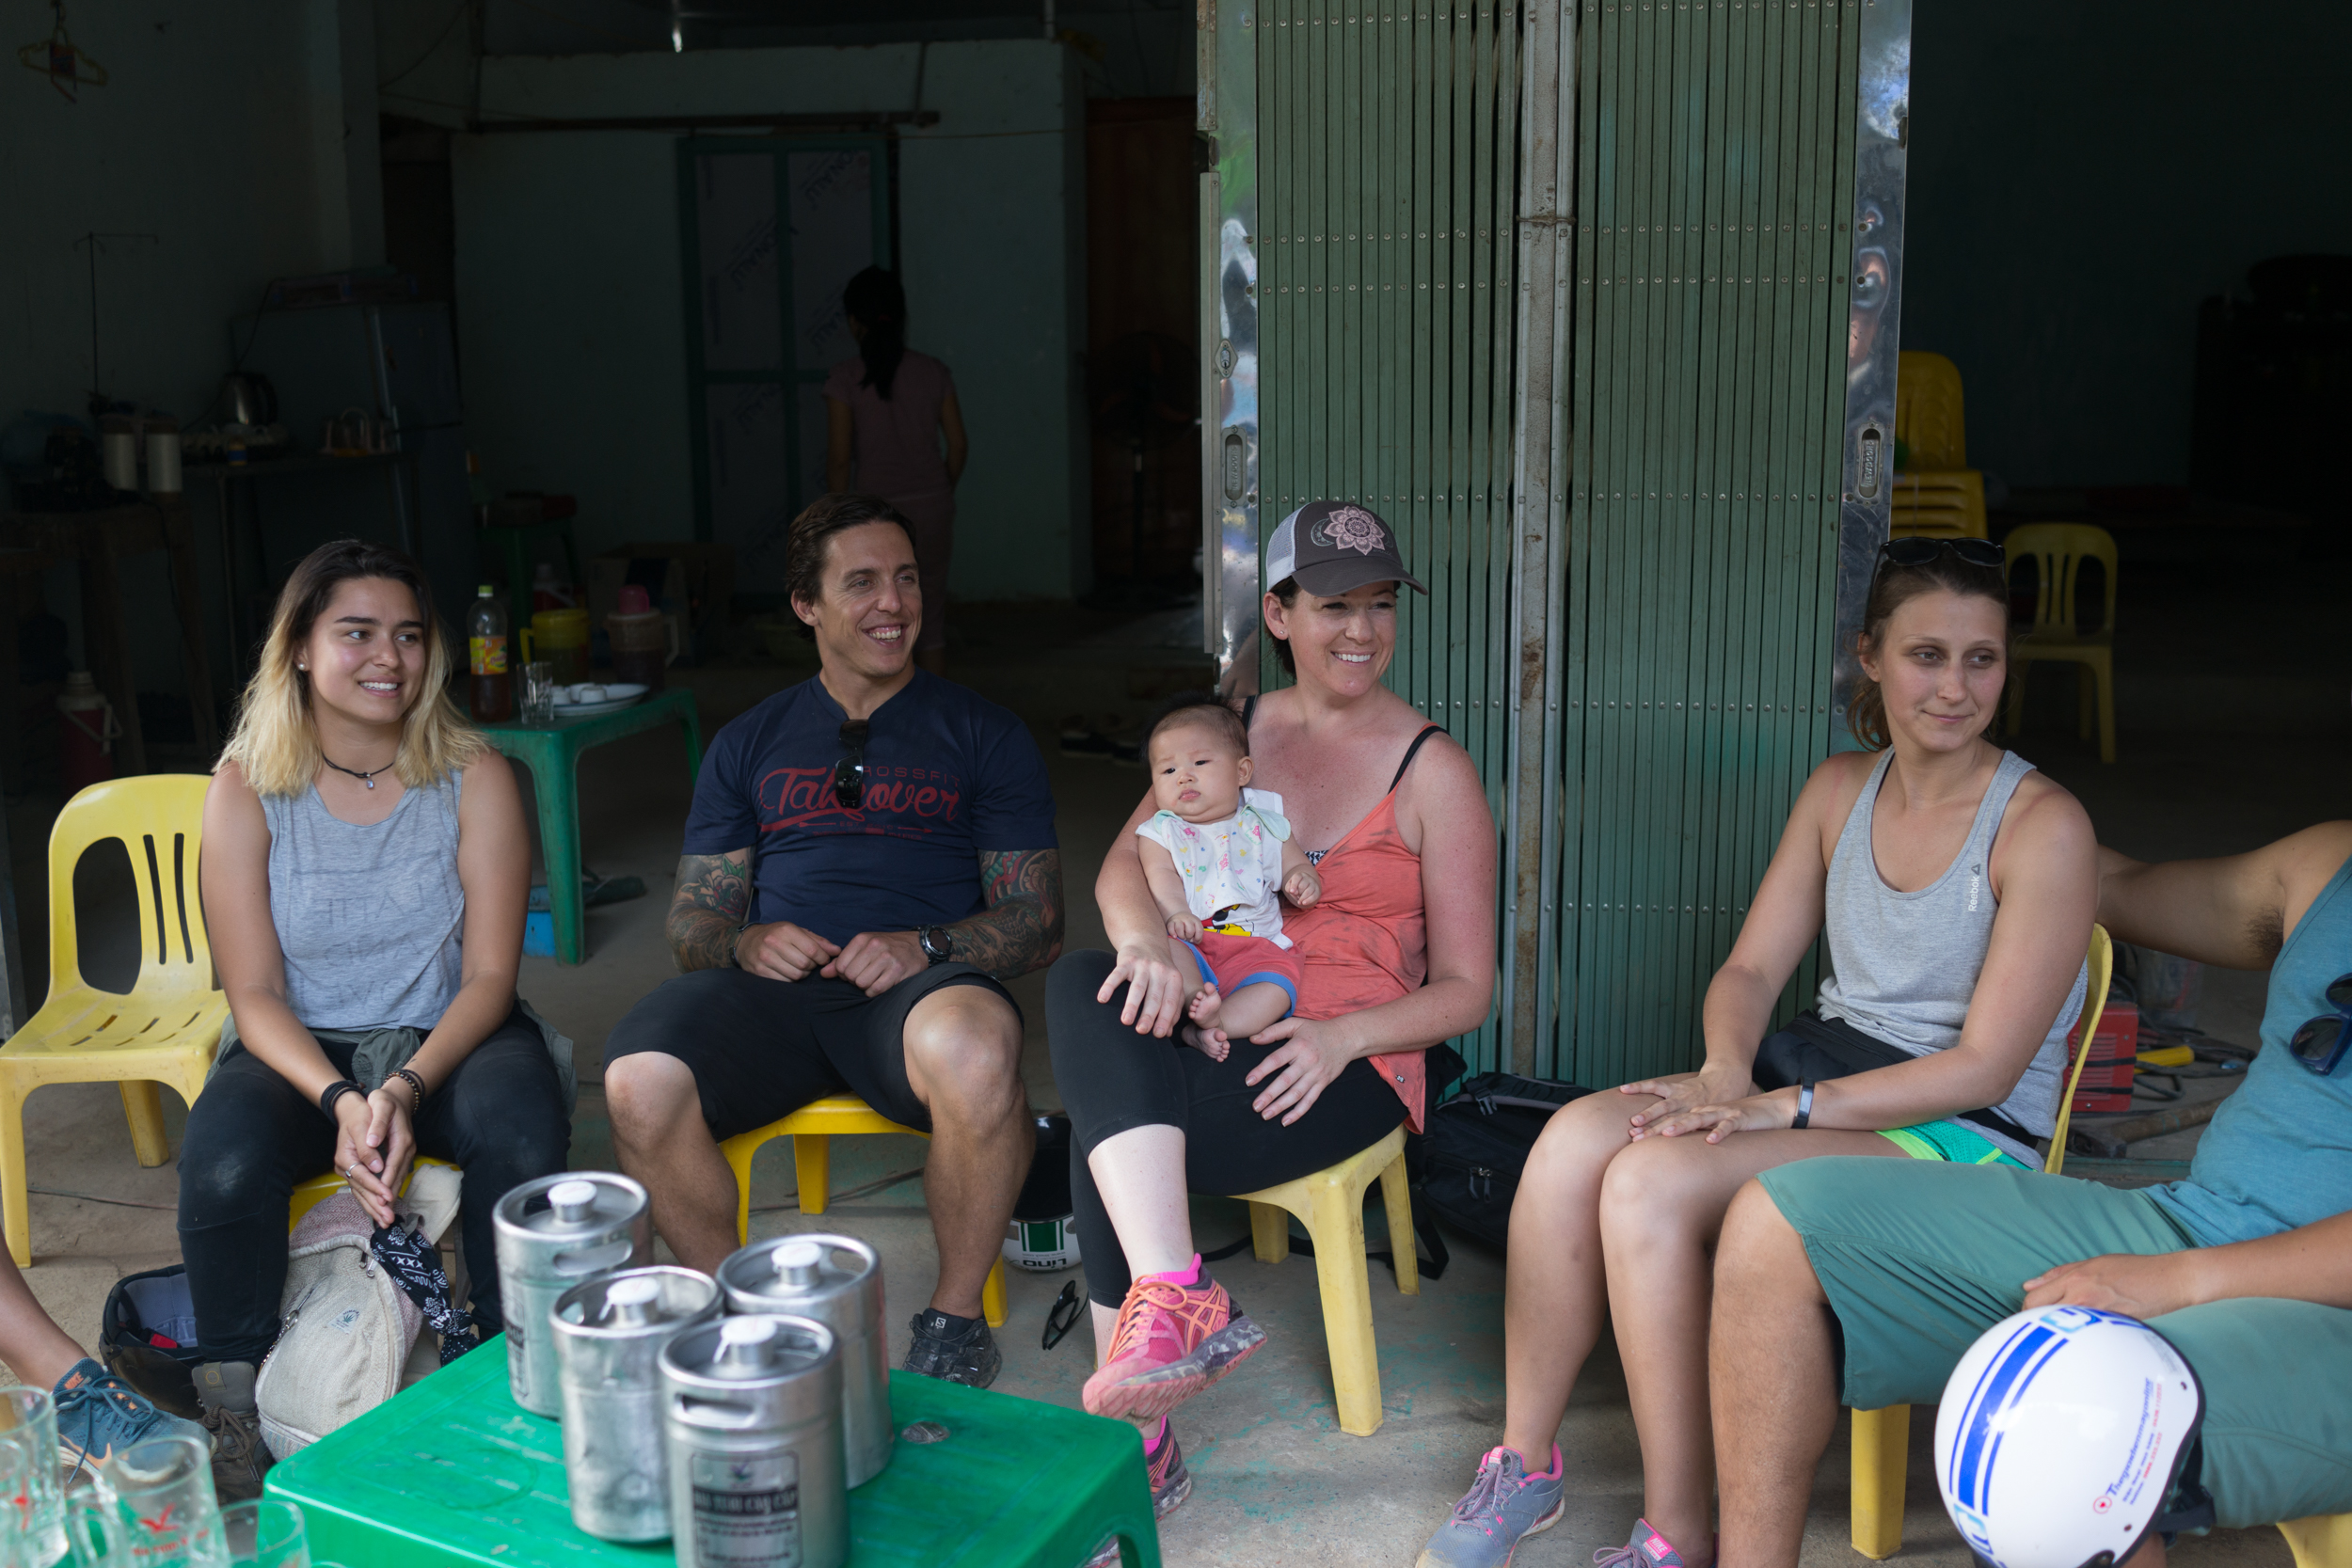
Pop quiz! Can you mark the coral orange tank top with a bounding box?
[1245,701,1444,1131]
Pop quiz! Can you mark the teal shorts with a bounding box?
[1874,1117,2032,1168]
[1756,1158,2352,1529]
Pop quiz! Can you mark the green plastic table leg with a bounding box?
[512,733,587,966]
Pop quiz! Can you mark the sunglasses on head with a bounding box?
[833,720,869,810]
[2289,974,2352,1077]
[1877,536,2006,571]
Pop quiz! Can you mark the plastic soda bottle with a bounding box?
[469,585,512,721]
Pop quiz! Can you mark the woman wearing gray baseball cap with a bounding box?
[1045,501,1495,1532]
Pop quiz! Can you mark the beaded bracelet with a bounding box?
[389,1068,426,1116]
[318,1079,364,1121]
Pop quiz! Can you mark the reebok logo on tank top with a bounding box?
[1967,863,1983,913]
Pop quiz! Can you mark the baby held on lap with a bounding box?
[1135,700,1321,1059]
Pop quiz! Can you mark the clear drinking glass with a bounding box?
[521,660,558,727]
[93,1434,226,1567]
[222,1498,308,1568]
[0,1386,66,1568]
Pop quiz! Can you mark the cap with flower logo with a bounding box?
[1264,501,1428,597]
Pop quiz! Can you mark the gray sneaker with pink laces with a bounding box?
[1416,1444,1566,1567]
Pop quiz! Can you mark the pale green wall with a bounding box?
[446,41,1091,600]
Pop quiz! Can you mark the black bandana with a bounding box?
[371,1221,479,1366]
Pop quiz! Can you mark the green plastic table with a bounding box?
[264,1336,1159,1568]
[481,687,703,964]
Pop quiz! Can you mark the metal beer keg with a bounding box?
[715,1234,890,1486]
[551,1266,723,1542]
[661,1315,848,1568]
[493,1173,651,1416]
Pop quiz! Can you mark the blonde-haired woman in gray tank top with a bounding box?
[1419,541,2098,1568]
[179,540,571,1501]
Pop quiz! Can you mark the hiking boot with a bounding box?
[1084,1418,1195,1565]
[1080,1266,1263,1423]
[52,1359,211,1483]
[194,1361,271,1502]
[1415,1444,1566,1568]
[904,1309,1002,1389]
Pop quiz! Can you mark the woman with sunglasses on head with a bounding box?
[181,540,573,1501]
[1415,536,2100,1568]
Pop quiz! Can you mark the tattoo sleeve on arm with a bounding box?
[952,848,1065,979]
[667,849,753,972]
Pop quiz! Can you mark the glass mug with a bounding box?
[221,1498,308,1568]
[0,1386,66,1568]
[59,1434,228,1568]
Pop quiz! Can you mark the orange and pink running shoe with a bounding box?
[1081,1264,1264,1422]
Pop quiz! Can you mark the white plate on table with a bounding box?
[549,683,649,717]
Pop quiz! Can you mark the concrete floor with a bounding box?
[10,554,2340,1567]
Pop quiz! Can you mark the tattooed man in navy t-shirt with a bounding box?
[606,495,1061,1389]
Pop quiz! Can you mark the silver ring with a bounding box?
[346,1163,361,1180]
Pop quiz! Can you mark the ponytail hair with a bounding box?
[1847,547,2011,751]
[843,266,908,401]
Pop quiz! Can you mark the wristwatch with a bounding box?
[918,926,954,966]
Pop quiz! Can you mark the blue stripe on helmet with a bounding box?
[1951,1323,2059,1513]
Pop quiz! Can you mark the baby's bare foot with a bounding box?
[1178,1021,1232,1060]
[1187,983,1225,1031]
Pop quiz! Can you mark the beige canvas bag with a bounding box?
[254,1163,463,1459]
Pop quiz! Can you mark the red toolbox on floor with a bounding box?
[2067,1000,2139,1114]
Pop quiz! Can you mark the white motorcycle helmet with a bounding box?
[1935,1306,2210,1568]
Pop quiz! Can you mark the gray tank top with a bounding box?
[1814,748,2088,1160]
[259,772,467,1031]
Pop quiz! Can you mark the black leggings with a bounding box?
[1046,951,1406,1307]
[176,1007,571,1364]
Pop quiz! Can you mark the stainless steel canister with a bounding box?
[661,1315,848,1568]
[493,1173,651,1416]
[715,1234,890,1487]
[551,1266,723,1542]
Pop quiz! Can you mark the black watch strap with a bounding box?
[1792,1079,1816,1131]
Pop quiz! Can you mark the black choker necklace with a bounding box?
[323,754,393,790]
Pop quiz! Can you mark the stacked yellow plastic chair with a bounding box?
[2004,522,2120,764]
[0,777,228,1266]
[1891,352,1988,540]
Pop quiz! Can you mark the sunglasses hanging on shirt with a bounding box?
[833,721,869,810]
[2288,974,2352,1076]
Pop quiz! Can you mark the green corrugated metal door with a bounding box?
[1249,0,1525,1071]
[1542,0,1862,1084]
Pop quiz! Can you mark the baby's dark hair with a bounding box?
[1142,690,1249,757]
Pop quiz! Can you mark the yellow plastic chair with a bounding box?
[1896,351,1968,470]
[1888,470,1988,540]
[0,776,227,1267]
[720,1095,1007,1328]
[1236,1121,1418,1436]
[2004,522,2120,764]
[1850,929,2112,1558]
[287,1156,462,1231]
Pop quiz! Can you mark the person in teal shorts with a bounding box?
[1712,820,2352,1568]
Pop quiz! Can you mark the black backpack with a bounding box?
[1414,1070,1593,1250]
[100,1264,206,1420]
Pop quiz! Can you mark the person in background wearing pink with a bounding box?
[826,267,968,677]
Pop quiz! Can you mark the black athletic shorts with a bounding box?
[602,962,1016,1137]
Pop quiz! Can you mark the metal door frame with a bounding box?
[677,135,894,550]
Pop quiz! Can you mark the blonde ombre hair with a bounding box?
[220,538,487,797]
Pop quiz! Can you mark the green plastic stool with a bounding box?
[479,686,702,964]
[264,1335,1162,1567]
[477,517,583,644]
